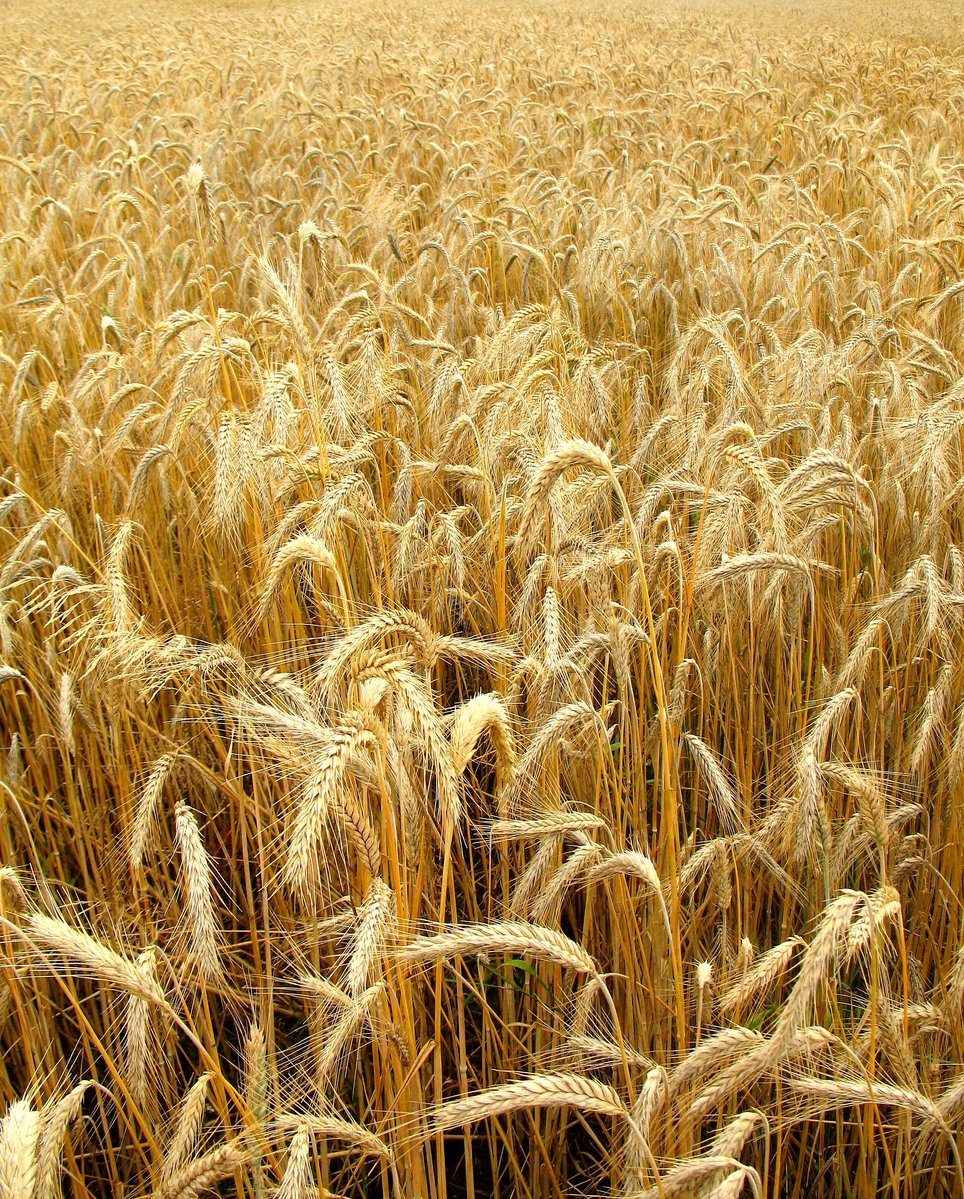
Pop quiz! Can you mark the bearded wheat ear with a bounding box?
[127,443,173,512]
[843,885,901,964]
[0,1099,41,1199]
[632,1065,667,1141]
[153,1139,249,1199]
[570,975,605,1039]
[316,982,386,1084]
[131,751,179,868]
[276,1126,312,1199]
[4,735,23,792]
[56,673,77,754]
[668,656,697,723]
[629,1156,755,1199]
[699,552,823,590]
[709,1111,766,1159]
[244,1020,268,1199]
[530,841,605,925]
[790,1076,945,1127]
[718,937,804,1018]
[283,721,381,895]
[516,439,614,561]
[161,1075,210,1185]
[567,1033,655,1072]
[511,838,564,917]
[623,1065,668,1190]
[0,866,27,914]
[683,733,742,834]
[670,1028,765,1097]
[767,891,865,1053]
[933,1073,964,1132]
[174,803,223,981]
[792,748,832,867]
[105,519,138,634]
[396,920,596,975]
[125,948,159,1107]
[448,692,516,786]
[184,159,213,229]
[708,1168,759,1199]
[487,812,606,843]
[36,1084,90,1199]
[312,608,439,701]
[273,1112,390,1160]
[22,913,167,1006]
[256,533,346,624]
[429,1073,625,1134]
[346,878,395,997]
[804,687,861,755]
[244,1020,268,1122]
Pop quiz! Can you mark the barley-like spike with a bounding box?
[396,921,596,975]
[37,1083,90,1199]
[430,1073,624,1133]
[0,1098,41,1199]
[174,803,222,980]
[161,1075,210,1184]
[153,1139,248,1199]
[23,913,167,1005]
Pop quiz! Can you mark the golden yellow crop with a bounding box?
[0,1,962,1195]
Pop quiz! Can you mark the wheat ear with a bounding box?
[430,1073,625,1133]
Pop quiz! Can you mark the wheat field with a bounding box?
[0,0,963,1195]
